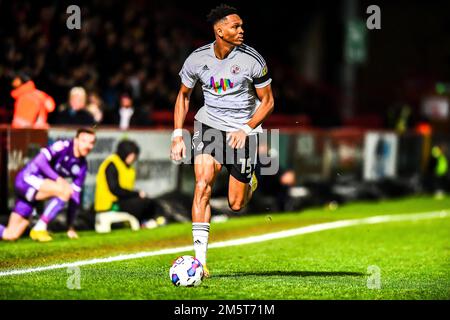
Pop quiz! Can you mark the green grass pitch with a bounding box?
[0,195,449,300]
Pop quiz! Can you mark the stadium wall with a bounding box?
[47,127,178,210]
[0,126,448,215]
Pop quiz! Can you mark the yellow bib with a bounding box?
[94,154,136,212]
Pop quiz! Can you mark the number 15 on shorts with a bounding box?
[239,158,252,179]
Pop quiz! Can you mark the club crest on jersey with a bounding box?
[71,164,80,175]
[230,65,241,75]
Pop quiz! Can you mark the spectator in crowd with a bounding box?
[94,140,166,228]
[50,86,95,126]
[10,72,55,129]
[0,2,236,125]
[106,92,151,129]
[86,92,104,124]
[0,1,309,126]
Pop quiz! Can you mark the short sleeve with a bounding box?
[251,58,272,89]
[179,54,198,88]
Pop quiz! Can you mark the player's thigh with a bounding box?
[194,154,222,185]
[15,173,43,202]
[35,179,63,201]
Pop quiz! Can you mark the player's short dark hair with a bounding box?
[207,4,238,25]
[75,127,96,137]
[116,140,140,161]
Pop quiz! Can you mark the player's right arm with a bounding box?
[35,141,67,181]
[171,84,193,161]
[34,140,72,193]
[171,52,199,161]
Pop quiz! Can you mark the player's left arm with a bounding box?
[227,84,274,149]
[246,84,275,130]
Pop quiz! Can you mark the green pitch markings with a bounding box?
[0,195,449,299]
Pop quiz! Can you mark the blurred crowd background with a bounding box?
[0,0,449,229]
[1,0,449,130]
[1,0,201,127]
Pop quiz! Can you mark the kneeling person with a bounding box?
[0,128,96,242]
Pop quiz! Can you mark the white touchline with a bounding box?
[0,210,448,278]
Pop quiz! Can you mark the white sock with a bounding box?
[192,222,210,267]
[33,219,48,231]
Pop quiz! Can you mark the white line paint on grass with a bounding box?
[0,210,448,277]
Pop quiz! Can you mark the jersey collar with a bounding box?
[210,41,238,61]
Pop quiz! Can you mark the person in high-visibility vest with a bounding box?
[10,72,55,129]
[431,145,449,198]
[95,140,165,228]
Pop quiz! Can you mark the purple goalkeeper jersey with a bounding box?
[21,139,88,204]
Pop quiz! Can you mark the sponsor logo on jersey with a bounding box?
[262,65,268,76]
[210,77,234,93]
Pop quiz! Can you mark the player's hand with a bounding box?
[227,130,247,149]
[67,228,79,239]
[139,190,147,198]
[171,136,186,161]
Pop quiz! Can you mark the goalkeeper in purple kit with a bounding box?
[0,128,96,242]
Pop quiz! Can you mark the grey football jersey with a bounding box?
[179,42,272,133]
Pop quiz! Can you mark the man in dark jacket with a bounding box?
[50,87,95,126]
[106,93,151,129]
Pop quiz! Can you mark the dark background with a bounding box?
[1,0,449,128]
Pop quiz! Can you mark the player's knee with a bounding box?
[58,190,71,202]
[60,194,71,202]
[228,198,244,212]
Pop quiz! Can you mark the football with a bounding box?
[169,255,204,287]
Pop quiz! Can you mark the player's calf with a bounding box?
[32,197,67,235]
[0,213,30,241]
[227,174,253,212]
[193,180,213,215]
